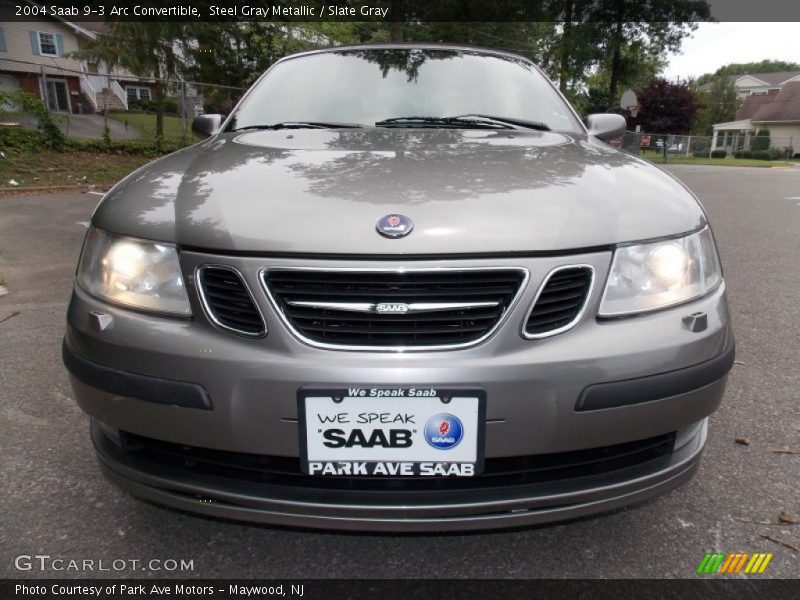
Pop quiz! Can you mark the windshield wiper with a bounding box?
[374,115,550,131]
[374,116,511,129]
[449,114,551,131]
[231,121,362,132]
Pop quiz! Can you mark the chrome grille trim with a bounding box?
[260,266,530,352]
[521,264,595,340]
[195,264,267,338]
[284,299,501,314]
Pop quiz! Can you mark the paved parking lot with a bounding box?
[0,165,798,579]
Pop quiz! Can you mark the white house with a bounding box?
[0,5,159,114]
[711,82,800,154]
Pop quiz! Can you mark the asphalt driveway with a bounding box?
[0,165,798,579]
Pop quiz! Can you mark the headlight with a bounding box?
[599,227,722,317]
[77,227,191,316]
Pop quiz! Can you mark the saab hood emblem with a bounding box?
[376,214,413,238]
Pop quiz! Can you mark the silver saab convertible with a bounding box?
[63,44,734,531]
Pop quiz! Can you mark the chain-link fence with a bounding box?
[0,57,246,145]
[621,131,798,163]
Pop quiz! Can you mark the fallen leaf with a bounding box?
[735,437,751,446]
[779,511,797,524]
[734,360,746,365]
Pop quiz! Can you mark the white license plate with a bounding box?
[298,387,485,477]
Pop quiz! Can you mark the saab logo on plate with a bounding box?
[424,414,463,450]
[376,214,413,238]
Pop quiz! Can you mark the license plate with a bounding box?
[298,387,485,477]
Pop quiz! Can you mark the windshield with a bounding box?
[226,48,584,133]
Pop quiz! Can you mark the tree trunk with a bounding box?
[559,0,574,94]
[390,0,404,42]
[607,18,624,107]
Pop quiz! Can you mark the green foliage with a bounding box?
[711,150,727,158]
[695,60,800,87]
[0,89,64,149]
[0,125,48,152]
[693,149,708,158]
[693,74,742,135]
[750,148,783,160]
[751,129,770,151]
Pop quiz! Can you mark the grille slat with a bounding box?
[525,267,593,337]
[119,431,676,492]
[265,269,526,349]
[198,266,265,337]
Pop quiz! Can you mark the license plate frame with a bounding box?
[297,387,486,477]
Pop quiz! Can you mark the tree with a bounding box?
[693,74,741,135]
[72,23,186,142]
[695,60,800,87]
[593,1,710,106]
[635,78,701,134]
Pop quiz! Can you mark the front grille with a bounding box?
[118,431,676,495]
[197,266,265,337]
[524,266,593,337]
[263,268,527,349]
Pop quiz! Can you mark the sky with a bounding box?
[663,22,800,80]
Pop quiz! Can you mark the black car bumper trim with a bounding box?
[576,344,735,411]
[62,341,212,410]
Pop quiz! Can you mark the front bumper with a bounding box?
[91,417,707,531]
[65,251,734,530]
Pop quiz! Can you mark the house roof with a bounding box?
[697,70,800,93]
[736,71,800,87]
[736,88,779,120]
[24,1,97,39]
[751,81,800,123]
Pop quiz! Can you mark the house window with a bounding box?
[126,86,151,102]
[38,32,58,57]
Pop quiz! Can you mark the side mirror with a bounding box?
[191,114,223,138]
[586,113,627,142]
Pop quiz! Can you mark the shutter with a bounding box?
[29,31,40,55]
[55,33,64,57]
[0,27,6,52]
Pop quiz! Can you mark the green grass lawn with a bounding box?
[0,149,151,188]
[109,112,200,144]
[645,155,796,168]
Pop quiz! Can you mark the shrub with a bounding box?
[129,98,157,112]
[0,126,47,152]
[750,148,784,160]
[160,97,178,114]
[710,150,727,158]
[0,89,64,149]
[735,150,752,159]
[693,150,708,158]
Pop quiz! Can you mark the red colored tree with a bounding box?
[634,78,702,134]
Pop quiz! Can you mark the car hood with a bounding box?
[94,129,705,255]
